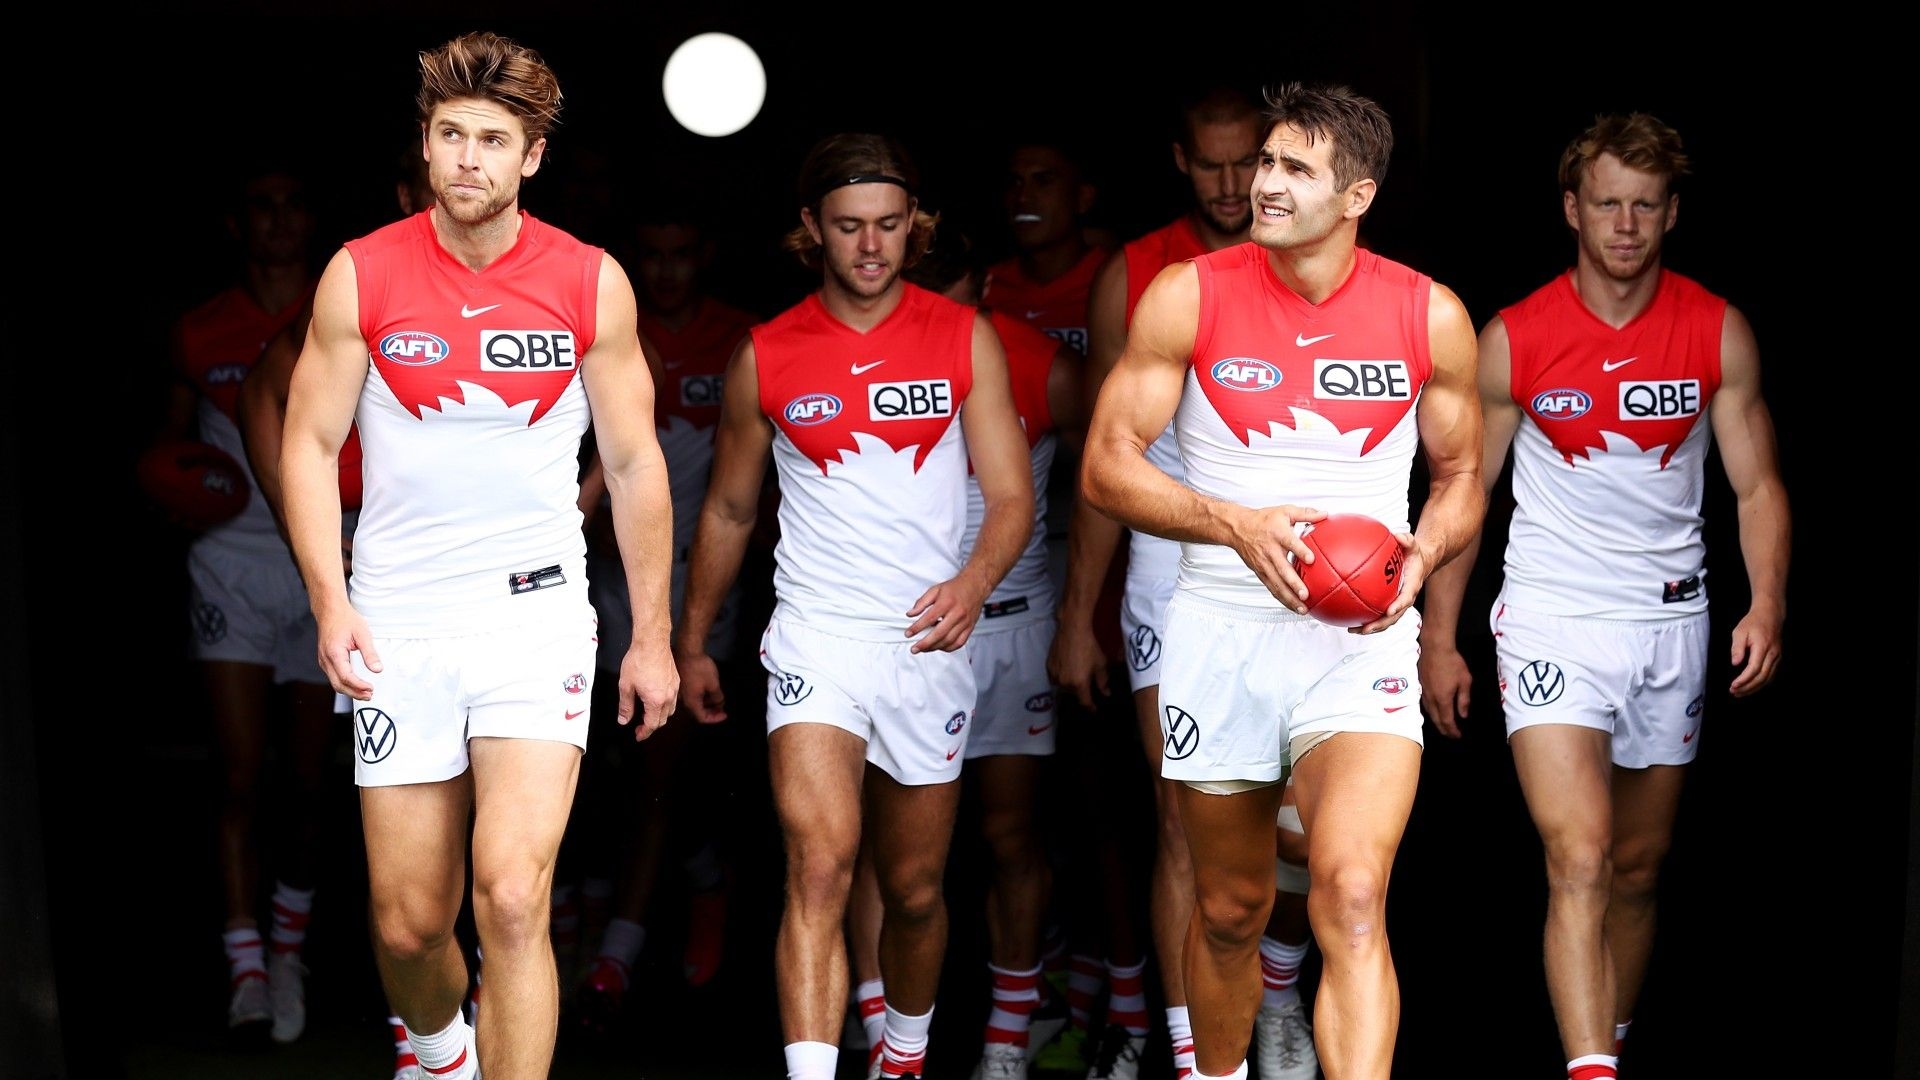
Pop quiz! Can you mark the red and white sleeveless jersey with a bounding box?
[1500,270,1726,619]
[345,210,601,635]
[754,285,976,639]
[172,284,310,556]
[982,246,1106,357]
[644,298,757,557]
[1176,244,1432,608]
[962,310,1060,625]
[1123,218,1211,580]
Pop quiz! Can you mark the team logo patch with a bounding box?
[355,707,398,764]
[1618,379,1701,420]
[1515,660,1566,707]
[1531,388,1591,419]
[1128,625,1162,672]
[1313,358,1412,401]
[1210,357,1280,392]
[1372,676,1410,695]
[563,673,587,695]
[1685,695,1704,718]
[680,374,723,407]
[773,671,812,706]
[191,602,227,645]
[784,393,841,425]
[1162,705,1200,760]
[379,330,449,367]
[480,330,576,371]
[869,379,953,420]
[945,710,968,736]
[1025,691,1054,713]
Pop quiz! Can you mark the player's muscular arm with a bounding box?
[1419,313,1518,736]
[283,248,377,696]
[1081,262,1318,610]
[585,255,679,739]
[1378,282,1485,636]
[909,314,1035,654]
[1049,251,1130,701]
[238,313,308,543]
[1709,303,1789,697]
[674,336,773,722]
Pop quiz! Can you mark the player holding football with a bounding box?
[1417,112,1789,1080]
[1078,81,1484,1080]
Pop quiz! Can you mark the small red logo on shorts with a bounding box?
[1027,721,1054,735]
[1682,728,1697,743]
[565,709,586,721]
[946,747,960,760]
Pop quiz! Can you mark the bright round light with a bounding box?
[661,33,766,138]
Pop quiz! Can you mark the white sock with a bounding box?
[856,977,887,1051]
[784,1039,838,1079]
[1194,1062,1249,1080]
[223,926,266,981]
[1167,1005,1196,1075]
[596,917,647,970]
[402,1011,471,1075]
[268,881,315,955]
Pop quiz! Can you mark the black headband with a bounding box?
[810,173,912,205]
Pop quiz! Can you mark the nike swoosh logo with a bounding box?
[1024,310,1046,320]
[851,360,886,375]
[1383,705,1409,713]
[946,747,960,760]
[1602,356,1639,372]
[462,303,502,318]
[564,709,586,721]
[1296,332,1336,347]
[1027,722,1054,736]
[663,359,687,370]
[1682,728,1697,743]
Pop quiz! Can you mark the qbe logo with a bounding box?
[1532,388,1591,420]
[1314,358,1412,401]
[785,393,841,425]
[481,330,577,371]
[1618,379,1700,420]
[680,373,724,407]
[1211,357,1280,391]
[869,379,953,420]
[380,330,449,366]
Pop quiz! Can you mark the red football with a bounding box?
[1292,513,1403,628]
[137,438,252,531]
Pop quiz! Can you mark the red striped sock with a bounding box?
[981,963,1041,1047]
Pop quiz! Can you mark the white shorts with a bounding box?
[590,553,737,672]
[1491,595,1708,769]
[186,543,323,685]
[963,617,1058,759]
[759,615,977,786]
[1157,592,1424,785]
[349,610,597,787]
[1121,565,1174,693]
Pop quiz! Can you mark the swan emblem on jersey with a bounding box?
[1198,353,1417,455]
[1531,378,1703,469]
[375,328,580,425]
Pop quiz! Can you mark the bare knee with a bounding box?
[371,899,459,964]
[1610,837,1668,902]
[1194,876,1272,947]
[1543,839,1612,898]
[785,841,856,914]
[472,869,550,949]
[1309,862,1390,947]
[880,863,947,928]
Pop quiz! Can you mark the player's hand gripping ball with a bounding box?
[137,439,251,531]
[1290,512,1403,627]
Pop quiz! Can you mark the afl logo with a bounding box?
[784,393,841,425]
[1531,388,1591,420]
[1372,676,1409,695]
[945,711,968,735]
[380,330,449,367]
[1211,357,1280,392]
